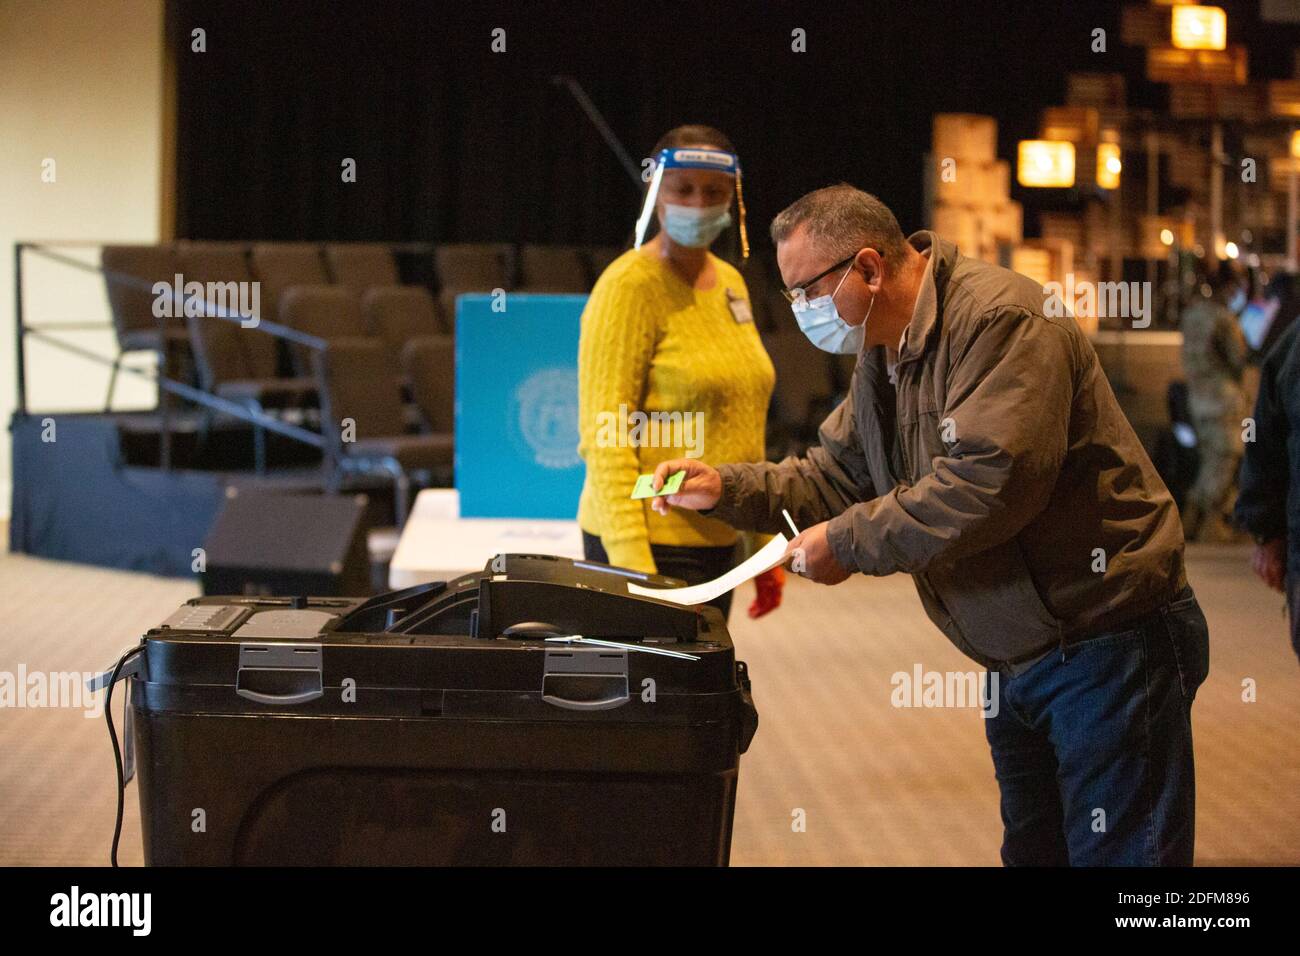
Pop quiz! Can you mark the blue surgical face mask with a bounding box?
[791,264,874,354]
[661,202,732,248]
[1228,288,1246,313]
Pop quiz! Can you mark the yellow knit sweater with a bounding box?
[577,248,776,574]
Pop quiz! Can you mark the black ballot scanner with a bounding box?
[126,553,759,866]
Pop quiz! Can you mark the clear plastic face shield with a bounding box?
[634,147,749,261]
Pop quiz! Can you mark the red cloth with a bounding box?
[747,566,785,618]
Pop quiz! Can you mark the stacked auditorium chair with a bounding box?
[245,243,449,511]
[100,244,192,410]
[181,241,317,472]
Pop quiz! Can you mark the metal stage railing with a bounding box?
[13,240,341,472]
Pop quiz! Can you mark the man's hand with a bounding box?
[785,521,852,585]
[649,459,723,516]
[1251,537,1287,592]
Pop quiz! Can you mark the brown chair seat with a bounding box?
[279,285,368,375]
[215,377,317,404]
[120,326,190,351]
[100,244,190,409]
[433,243,512,324]
[313,337,453,525]
[251,243,330,335]
[325,243,401,293]
[363,286,446,357]
[347,434,454,470]
[517,244,588,293]
[401,334,455,435]
[180,242,282,385]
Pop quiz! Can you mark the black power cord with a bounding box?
[104,641,145,867]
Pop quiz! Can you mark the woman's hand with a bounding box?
[748,566,785,618]
[649,459,723,516]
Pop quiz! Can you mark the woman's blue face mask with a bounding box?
[660,202,732,248]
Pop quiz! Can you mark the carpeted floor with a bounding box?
[1,541,1296,866]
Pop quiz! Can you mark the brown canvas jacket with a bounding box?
[710,231,1188,673]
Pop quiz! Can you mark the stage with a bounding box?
[7,410,399,578]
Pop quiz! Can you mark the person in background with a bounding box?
[1235,315,1300,663]
[1252,272,1300,361]
[576,125,782,620]
[1179,259,1250,542]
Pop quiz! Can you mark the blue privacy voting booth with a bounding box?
[455,293,587,519]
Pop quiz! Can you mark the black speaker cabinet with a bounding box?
[201,490,371,597]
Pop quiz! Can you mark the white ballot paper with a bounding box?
[626,533,789,606]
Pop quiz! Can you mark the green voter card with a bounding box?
[631,470,685,500]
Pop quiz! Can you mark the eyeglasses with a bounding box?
[780,252,866,304]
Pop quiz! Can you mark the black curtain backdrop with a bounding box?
[171,0,1300,251]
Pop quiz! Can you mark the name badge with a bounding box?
[725,288,753,324]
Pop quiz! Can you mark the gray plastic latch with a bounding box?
[122,678,136,784]
[236,642,324,706]
[541,646,629,711]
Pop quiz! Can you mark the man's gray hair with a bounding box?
[770,183,908,266]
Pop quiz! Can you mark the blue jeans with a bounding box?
[983,585,1210,866]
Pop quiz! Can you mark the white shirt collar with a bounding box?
[885,331,906,385]
[886,249,933,385]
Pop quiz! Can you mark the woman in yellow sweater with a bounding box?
[577,125,782,620]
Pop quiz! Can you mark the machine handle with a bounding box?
[236,643,323,706]
[541,674,630,711]
[235,668,324,705]
[541,646,629,711]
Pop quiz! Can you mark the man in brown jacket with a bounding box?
[650,184,1209,866]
